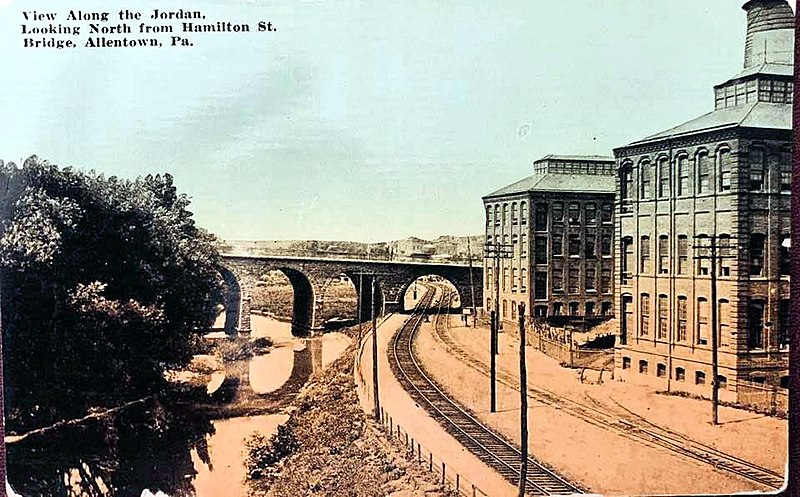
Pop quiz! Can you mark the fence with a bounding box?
[528,327,614,371]
[736,380,788,416]
[352,317,493,497]
[379,408,491,497]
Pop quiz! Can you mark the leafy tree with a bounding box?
[0,156,223,432]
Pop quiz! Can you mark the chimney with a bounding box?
[742,0,794,68]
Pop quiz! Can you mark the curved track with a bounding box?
[426,293,785,491]
[388,284,581,496]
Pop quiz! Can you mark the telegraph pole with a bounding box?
[371,275,380,420]
[484,241,513,413]
[518,303,528,497]
[693,234,735,425]
[467,238,477,328]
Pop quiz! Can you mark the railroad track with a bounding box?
[388,284,581,496]
[427,299,785,491]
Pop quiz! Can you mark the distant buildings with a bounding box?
[613,0,792,396]
[482,155,616,329]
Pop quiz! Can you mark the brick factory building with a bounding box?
[613,0,792,399]
[483,155,616,330]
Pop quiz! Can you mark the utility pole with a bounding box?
[371,275,380,421]
[357,271,363,342]
[518,303,528,497]
[467,237,477,328]
[484,241,513,413]
[693,234,735,425]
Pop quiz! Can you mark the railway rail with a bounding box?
[388,284,581,496]
[426,293,785,491]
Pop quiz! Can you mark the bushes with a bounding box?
[245,424,299,480]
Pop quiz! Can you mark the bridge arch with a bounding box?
[278,267,316,337]
[218,265,242,336]
[398,274,462,313]
[344,271,385,323]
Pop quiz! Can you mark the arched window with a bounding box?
[780,234,791,276]
[658,235,669,274]
[657,294,668,339]
[502,204,509,225]
[658,156,670,197]
[780,149,791,192]
[718,234,731,276]
[697,297,709,345]
[621,236,633,283]
[676,296,687,341]
[520,201,528,225]
[493,205,500,226]
[486,206,492,227]
[620,163,633,208]
[749,233,766,276]
[511,202,518,224]
[718,148,731,192]
[697,151,711,194]
[640,160,652,199]
[696,234,710,275]
[640,236,651,273]
[677,155,690,196]
[677,235,689,274]
[748,299,764,349]
[718,299,729,347]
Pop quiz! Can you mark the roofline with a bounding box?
[614,124,792,156]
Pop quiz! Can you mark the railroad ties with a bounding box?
[388,284,581,496]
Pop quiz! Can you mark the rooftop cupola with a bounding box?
[742,0,794,68]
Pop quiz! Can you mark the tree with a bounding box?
[0,156,223,432]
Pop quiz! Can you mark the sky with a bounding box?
[0,0,795,242]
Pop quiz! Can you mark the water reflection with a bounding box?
[8,394,215,497]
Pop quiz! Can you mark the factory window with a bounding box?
[534,236,548,264]
[750,233,765,276]
[779,299,790,349]
[512,268,518,292]
[676,296,687,342]
[657,363,666,378]
[718,376,727,390]
[520,233,527,257]
[640,236,650,273]
[586,203,597,224]
[585,302,595,316]
[486,267,492,289]
[620,163,633,205]
[601,234,612,256]
[534,272,547,299]
[569,301,579,316]
[718,148,731,192]
[697,297,709,345]
[601,203,613,223]
[696,234,710,275]
[601,301,612,315]
[534,305,547,317]
[621,295,632,345]
[658,235,669,274]
[511,202,518,224]
[780,234,790,276]
[780,150,791,192]
[502,267,508,291]
[568,202,580,225]
[749,148,765,192]
[640,160,651,199]
[552,302,562,316]
[677,155,690,196]
[695,371,706,385]
[658,294,668,339]
[502,203,509,225]
[511,301,517,319]
[585,234,596,259]
[502,299,508,318]
[535,203,548,230]
[639,360,648,374]
[718,234,731,276]
[494,205,500,226]
[568,268,579,293]
[568,234,581,256]
[697,151,711,194]
[621,237,633,284]
[486,206,492,227]
[622,357,631,369]
[552,267,563,290]
[658,156,670,197]
[677,235,688,275]
[748,299,764,349]
[600,268,612,293]
[553,233,563,256]
[676,367,685,381]
[520,268,527,293]
[640,293,650,336]
[585,266,596,291]
[718,299,729,347]
[520,201,528,224]
[552,202,564,222]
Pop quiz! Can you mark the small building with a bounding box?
[613,0,792,399]
[482,155,616,329]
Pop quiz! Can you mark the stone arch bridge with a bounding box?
[219,254,483,336]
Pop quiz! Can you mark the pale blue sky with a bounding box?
[0,1,793,241]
